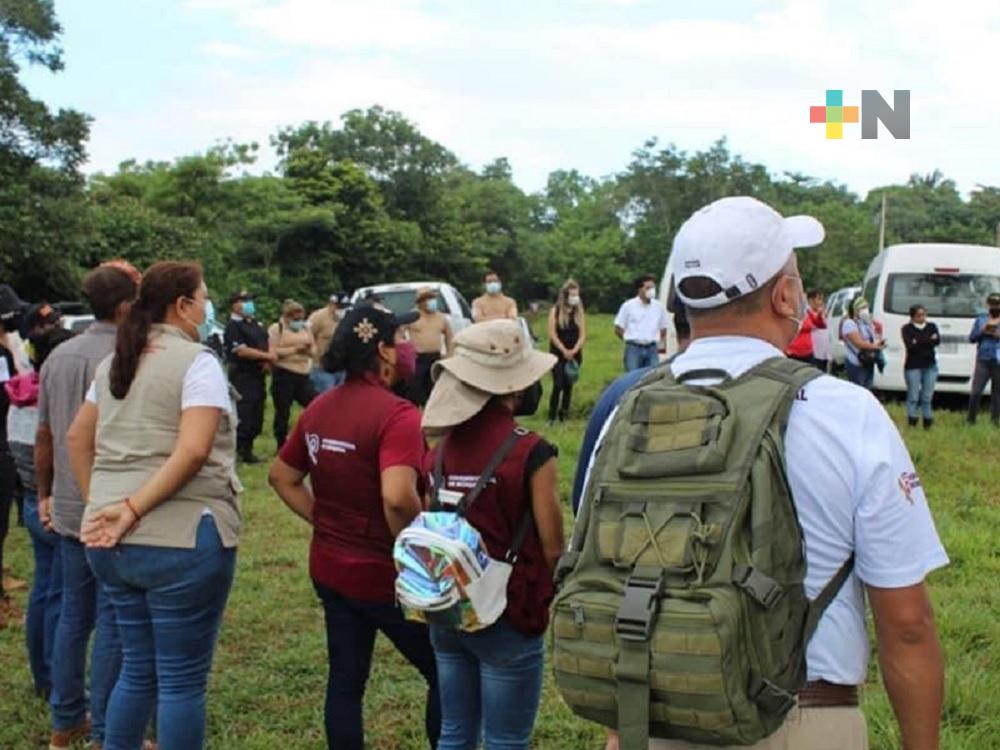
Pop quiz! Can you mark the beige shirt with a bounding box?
[472,293,518,322]
[408,311,453,355]
[307,306,339,366]
[268,321,315,375]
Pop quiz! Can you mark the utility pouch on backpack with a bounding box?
[552,358,855,749]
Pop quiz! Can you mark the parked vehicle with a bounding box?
[351,282,473,335]
[53,302,95,334]
[861,243,1000,394]
[824,285,862,372]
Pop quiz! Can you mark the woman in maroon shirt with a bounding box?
[268,304,440,750]
[421,320,566,750]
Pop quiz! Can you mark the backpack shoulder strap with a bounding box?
[433,428,525,516]
[804,555,855,643]
[741,356,823,435]
[429,433,450,511]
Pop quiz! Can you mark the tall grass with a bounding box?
[0,314,995,748]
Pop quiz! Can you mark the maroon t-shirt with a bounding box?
[279,372,425,603]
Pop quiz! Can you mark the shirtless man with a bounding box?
[406,287,454,406]
[471,270,518,322]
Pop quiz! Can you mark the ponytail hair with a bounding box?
[109,261,203,399]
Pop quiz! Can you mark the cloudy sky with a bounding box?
[23,0,1000,197]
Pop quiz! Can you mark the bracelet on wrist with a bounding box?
[124,497,142,522]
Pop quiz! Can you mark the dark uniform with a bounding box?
[224,316,269,460]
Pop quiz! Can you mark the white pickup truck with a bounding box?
[351,282,474,335]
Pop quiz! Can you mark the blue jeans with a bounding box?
[430,619,545,750]
[624,342,658,372]
[845,361,875,390]
[50,535,122,741]
[23,492,62,695]
[87,514,236,750]
[310,367,345,394]
[314,581,441,750]
[905,366,937,419]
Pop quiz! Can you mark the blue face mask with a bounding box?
[288,320,306,332]
[485,281,502,295]
[198,299,216,343]
[241,300,256,318]
[426,299,439,313]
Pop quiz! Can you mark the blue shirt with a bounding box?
[570,367,650,515]
[969,313,1000,362]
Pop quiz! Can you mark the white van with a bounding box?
[861,243,1000,394]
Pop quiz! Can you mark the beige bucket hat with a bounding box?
[422,319,556,432]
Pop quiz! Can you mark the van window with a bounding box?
[863,277,880,310]
[885,273,1000,318]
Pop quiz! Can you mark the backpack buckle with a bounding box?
[615,572,664,642]
[750,676,796,716]
[734,565,784,609]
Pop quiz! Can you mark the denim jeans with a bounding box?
[904,366,937,420]
[624,342,658,372]
[50,535,122,742]
[845,361,875,390]
[87,514,236,750]
[968,360,1000,424]
[23,491,62,695]
[314,581,441,750]
[430,619,545,750]
[310,367,345,395]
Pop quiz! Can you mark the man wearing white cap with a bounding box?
[575,197,947,750]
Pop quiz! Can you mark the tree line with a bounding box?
[5,1,1000,322]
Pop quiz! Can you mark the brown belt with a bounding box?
[798,680,860,708]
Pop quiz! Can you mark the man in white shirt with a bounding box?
[613,275,669,371]
[581,197,947,750]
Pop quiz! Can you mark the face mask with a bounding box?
[394,341,417,381]
[288,320,306,333]
[859,309,872,323]
[515,381,543,417]
[644,287,657,301]
[788,294,808,327]
[425,299,439,313]
[198,299,216,343]
[485,281,502,295]
[241,300,256,318]
[567,295,581,307]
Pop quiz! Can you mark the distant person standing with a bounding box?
[224,290,274,463]
[966,291,1000,425]
[472,271,518,322]
[787,288,829,370]
[614,275,668,371]
[902,305,940,429]
[268,299,317,449]
[547,280,587,423]
[308,293,345,394]
[841,296,884,390]
[406,287,453,407]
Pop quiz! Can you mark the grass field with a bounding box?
[1,313,998,749]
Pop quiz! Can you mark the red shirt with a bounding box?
[424,402,556,636]
[279,372,425,603]
[786,308,827,358]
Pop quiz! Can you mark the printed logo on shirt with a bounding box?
[305,432,358,464]
[446,474,498,491]
[898,470,922,504]
[795,387,808,401]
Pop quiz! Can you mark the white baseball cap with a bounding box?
[672,196,825,310]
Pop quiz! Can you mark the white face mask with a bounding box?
[567,294,581,307]
[859,309,873,323]
[643,287,657,301]
[485,281,502,295]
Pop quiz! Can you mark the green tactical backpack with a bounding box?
[551,357,854,748]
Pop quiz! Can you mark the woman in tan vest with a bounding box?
[268,299,316,449]
[67,261,239,750]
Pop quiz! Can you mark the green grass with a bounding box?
[1,314,998,748]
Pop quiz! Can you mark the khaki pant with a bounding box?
[648,707,868,750]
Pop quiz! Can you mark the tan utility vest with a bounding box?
[86,324,242,548]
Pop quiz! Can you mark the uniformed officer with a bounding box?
[224,290,274,463]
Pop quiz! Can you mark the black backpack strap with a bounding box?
[505,509,535,564]
[453,428,527,516]
[675,368,733,384]
[804,554,855,643]
[429,433,450,511]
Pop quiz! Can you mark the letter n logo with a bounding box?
[861,90,910,139]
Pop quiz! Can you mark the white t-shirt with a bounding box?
[614,297,669,344]
[841,318,875,367]
[582,336,948,684]
[87,351,231,411]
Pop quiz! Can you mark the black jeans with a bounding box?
[271,368,316,448]
[313,582,440,750]
[230,368,265,455]
[968,360,1000,424]
[548,356,579,422]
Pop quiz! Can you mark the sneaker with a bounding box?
[923,418,933,430]
[49,718,91,749]
[907,416,918,427]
